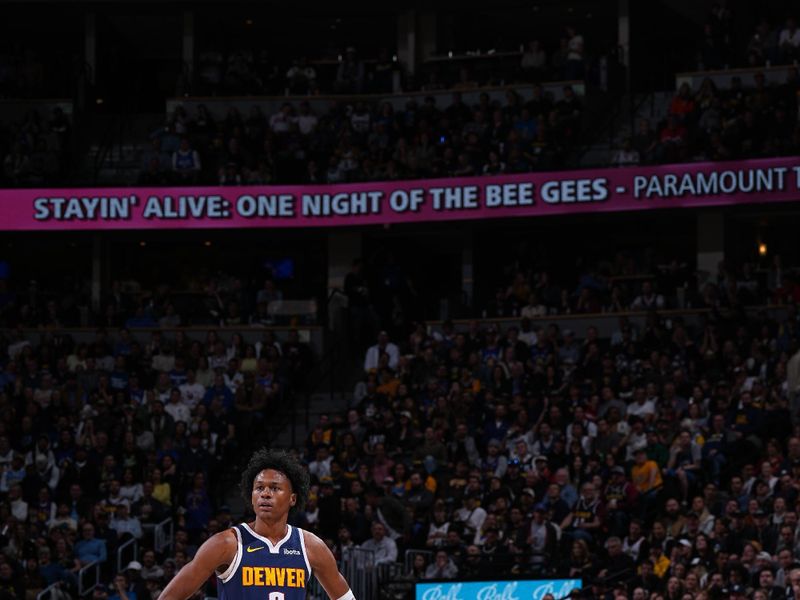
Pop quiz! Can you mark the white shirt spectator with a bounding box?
[10,497,28,522]
[224,371,244,393]
[567,34,584,60]
[120,483,144,504]
[296,113,318,135]
[364,337,400,372]
[359,535,397,565]
[627,400,656,420]
[269,109,294,134]
[631,282,664,310]
[631,292,664,310]
[779,25,800,48]
[521,304,546,319]
[455,504,487,536]
[519,329,538,347]
[625,431,649,461]
[179,381,205,410]
[164,399,191,424]
[111,512,143,539]
[308,456,333,481]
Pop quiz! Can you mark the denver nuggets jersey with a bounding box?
[217,523,311,600]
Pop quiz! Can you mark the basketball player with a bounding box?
[158,449,354,600]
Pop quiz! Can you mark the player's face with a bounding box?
[251,469,296,519]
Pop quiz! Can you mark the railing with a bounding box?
[36,583,64,600]
[154,518,174,554]
[166,79,585,120]
[341,548,378,600]
[333,548,413,600]
[116,537,138,573]
[78,561,100,597]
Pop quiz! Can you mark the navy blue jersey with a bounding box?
[217,523,311,600]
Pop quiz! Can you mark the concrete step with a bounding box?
[268,392,355,449]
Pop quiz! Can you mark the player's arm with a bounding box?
[158,529,237,600]
[304,530,353,600]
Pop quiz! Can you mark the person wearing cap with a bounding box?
[722,582,748,599]
[123,561,150,600]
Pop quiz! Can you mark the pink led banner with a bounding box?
[1,157,799,230]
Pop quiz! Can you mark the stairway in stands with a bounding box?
[83,113,165,184]
[578,90,675,167]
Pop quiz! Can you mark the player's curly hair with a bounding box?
[240,448,310,515]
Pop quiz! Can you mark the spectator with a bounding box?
[565,26,585,79]
[779,17,800,63]
[285,57,316,94]
[521,40,547,81]
[423,550,458,579]
[171,138,201,181]
[336,47,365,94]
[110,501,143,540]
[364,331,400,372]
[630,281,665,310]
[358,521,397,565]
[74,523,108,565]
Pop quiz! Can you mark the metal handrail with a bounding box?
[116,537,138,573]
[77,561,100,597]
[154,518,174,554]
[36,582,62,600]
[340,548,377,600]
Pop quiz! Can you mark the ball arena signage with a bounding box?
[414,579,582,600]
[2,157,799,230]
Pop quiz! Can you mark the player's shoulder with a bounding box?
[203,526,241,554]
[298,527,326,554]
[190,526,240,570]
